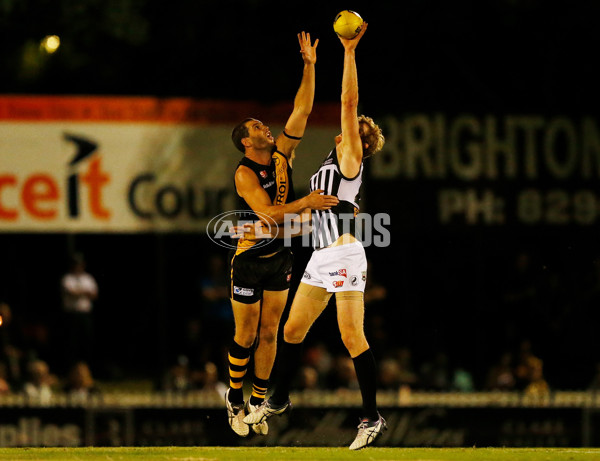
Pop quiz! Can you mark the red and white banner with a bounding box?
[0,96,338,232]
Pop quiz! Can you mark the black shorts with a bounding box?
[229,249,293,304]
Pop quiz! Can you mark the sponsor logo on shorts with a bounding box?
[233,286,254,296]
[286,273,292,282]
[350,275,358,286]
[303,271,311,279]
[328,268,347,277]
[332,280,344,288]
[361,271,367,282]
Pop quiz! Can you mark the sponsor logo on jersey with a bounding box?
[273,153,289,205]
[233,286,254,296]
[260,170,267,178]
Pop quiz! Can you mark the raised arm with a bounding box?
[275,32,319,159]
[337,23,368,178]
[235,166,338,224]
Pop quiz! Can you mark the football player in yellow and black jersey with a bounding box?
[224,31,339,438]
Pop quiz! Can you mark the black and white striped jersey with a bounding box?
[309,147,363,249]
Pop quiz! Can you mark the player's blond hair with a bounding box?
[359,115,385,158]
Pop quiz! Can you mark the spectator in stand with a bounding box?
[22,359,56,404]
[378,357,401,390]
[0,362,11,394]
[523,356,550,398]
[60,252,98,367]
[295,365,320,391]
[485,351,516,391]
[513,339,550,397]
[302,341,333,380]
[196,361,227,396]
[451,366,475,392]
[327,355,359,391]
[0,301,23,387]
[161,355,194,393]
[514,339,542,391]
[63,361,101,403]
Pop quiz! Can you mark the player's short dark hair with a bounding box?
[231,118,255,153]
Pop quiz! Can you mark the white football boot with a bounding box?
[349,413,387,450]
[243,397,291,425]
[245,401,269,435]
[225,389,249,437]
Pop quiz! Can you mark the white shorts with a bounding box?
[301,241,367,293]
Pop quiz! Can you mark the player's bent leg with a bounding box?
[245,284,331,427]
[283,283,331,343]
[335,291,369,357]
[253,289,288,379]
[230,299,261,348]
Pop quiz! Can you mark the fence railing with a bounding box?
[2,390,600,447]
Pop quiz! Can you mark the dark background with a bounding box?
[1,1,600,390]
[3,1,598,113]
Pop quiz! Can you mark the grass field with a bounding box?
[0,447,599,461]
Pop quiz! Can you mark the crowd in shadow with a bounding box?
[0,252,103,403]
[159,245,600,396]
[2,244,600,400]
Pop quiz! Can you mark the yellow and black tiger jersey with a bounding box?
[234,150,295,258]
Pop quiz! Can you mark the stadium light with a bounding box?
[40,35,60,54]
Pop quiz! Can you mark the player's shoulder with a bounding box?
[235,164,261,189]
[235,164,256,179]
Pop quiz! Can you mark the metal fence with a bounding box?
[2,390,600,447]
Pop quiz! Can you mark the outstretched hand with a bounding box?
[338,22,368,50]
[298,31,319,65]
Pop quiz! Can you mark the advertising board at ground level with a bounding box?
[0,405,593,448]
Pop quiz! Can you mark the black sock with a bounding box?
[227,340,251,404]
[352,348,379,421]
[250,377,269,406]
[270,341,303,406]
